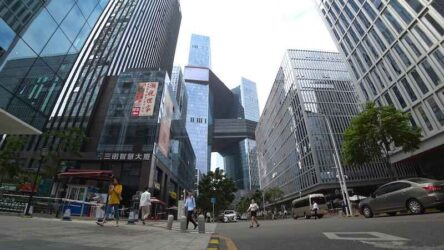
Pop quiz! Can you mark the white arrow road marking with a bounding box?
[323,232,409,241]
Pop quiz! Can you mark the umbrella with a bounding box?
[150,197,166,206]
[349,195,367,201]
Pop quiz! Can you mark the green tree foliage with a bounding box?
[196,168,237,214]
[342,103,421,166]
[0,136,25,182]
[41,127,87,178]
[265,187,284,203]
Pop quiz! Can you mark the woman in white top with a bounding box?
[247,199,260,228]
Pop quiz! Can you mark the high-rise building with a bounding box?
[0,0,108,134]
[316,0,444,178]
[188,34,211,68]
[256,50,417,204]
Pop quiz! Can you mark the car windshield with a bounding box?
[407,178,435,184]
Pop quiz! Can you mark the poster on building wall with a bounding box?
[131,82,158,117]
[158,88,173,157]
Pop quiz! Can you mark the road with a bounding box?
[216,212,444,250]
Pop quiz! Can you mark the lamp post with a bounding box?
[309,111,353,216]
[25,148,48,216]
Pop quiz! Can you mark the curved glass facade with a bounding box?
[0,0,108,130]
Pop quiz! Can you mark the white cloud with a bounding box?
[174,0,338,112]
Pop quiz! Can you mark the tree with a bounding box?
[0,136,25,184]
[41,127,87,178]
[342,103,421,171]
[196,168,237,214]
[264,187,284,203]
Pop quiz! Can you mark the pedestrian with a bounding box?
[312,201,319,219]
[184,191,197,230]
[247,199,260,228]
[97,176,122,227]
[139,187,151,225]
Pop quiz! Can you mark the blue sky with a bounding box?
[174,0,338,112]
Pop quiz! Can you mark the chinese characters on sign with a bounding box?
[97,152,151,161]
[132,82,159,117]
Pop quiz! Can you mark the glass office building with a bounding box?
[188,34,212,69]
[256,50,417,201]
[316,0,444,178]
[0,0,108,134]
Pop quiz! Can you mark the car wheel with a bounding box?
[407,199,424,215]
[362,206,374,218]
[387,212,397,216]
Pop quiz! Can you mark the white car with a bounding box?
[223,210,237,223]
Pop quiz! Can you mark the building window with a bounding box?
[412,23,434,47]
[424,14,444,36]
[0,18,15,51]
[420,59,441,86]
[392,85,407,108]
[432,48,444,71]
[426,97,444,126]
[363,2,377,21]
[401,33,423,57]
[390,0,413,25]
[375,18,395,45]
[384,92,394,106]
[383,8,403,34]
[404,0,424,13]
[410,69,429,94]
[400,78,417,102]
[393,44,411,67]
[417,106,434,131]
[431,1,444,18]
[386,52,402,75]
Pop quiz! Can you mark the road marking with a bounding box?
[323,232,409,241]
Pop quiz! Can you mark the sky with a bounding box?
[173,0,338,113]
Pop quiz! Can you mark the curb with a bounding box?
[206,233,238,250]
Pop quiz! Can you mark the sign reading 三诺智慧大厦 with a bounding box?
[97,152,151,161]
[131,82,158,117]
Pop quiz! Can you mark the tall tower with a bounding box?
[256,49,416,199]
[188,34,212,68]
[315,0,444,177]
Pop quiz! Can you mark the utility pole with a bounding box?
[25,148,48,216]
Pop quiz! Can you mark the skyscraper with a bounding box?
[256,50,417,204]
[188,34,211,68]
[316,0,444,178]
[0,0,108,134]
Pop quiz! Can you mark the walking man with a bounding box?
[312,201,319,219]
[139,187,151,225]
[247,199,260,228]
[97,177,122,227]
[184,191,197,230]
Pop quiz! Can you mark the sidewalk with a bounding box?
[0,215,216,250]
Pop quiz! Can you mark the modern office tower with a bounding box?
[78,69,195,204]
[188,34,212,68]
[315,0,444,178]
[45,0,181,135]
[256,50,417,203]
[170,66,188,119]
[0,0,108,134]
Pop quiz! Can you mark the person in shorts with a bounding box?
[97,177,122,227]
[247,199,260,228]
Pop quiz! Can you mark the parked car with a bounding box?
[359,178,444,218]
[237,213,248,220]
[222,210,237,223]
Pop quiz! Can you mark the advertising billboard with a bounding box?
[131,82,158,117]
[158,88,173,157]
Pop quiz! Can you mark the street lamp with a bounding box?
[308,111,353,216]
[25,148,48,216]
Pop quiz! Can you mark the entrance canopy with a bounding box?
[57,169,114,181]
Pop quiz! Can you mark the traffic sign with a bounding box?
[211,197,216,204]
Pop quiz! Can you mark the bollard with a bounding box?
[180,216,187,232]
[166,215,174,230]
[62,208,71,221]
[127,210,136,224]
[198,214,205,234]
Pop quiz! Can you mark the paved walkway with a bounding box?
[0,215,217,250]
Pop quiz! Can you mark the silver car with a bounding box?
[359,178,444,218]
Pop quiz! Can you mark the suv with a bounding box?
[222,210,237,223]
[359,178,444,218]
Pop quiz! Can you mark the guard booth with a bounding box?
[54,169,114,218]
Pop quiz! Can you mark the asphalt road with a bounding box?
[216,212,444,250]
